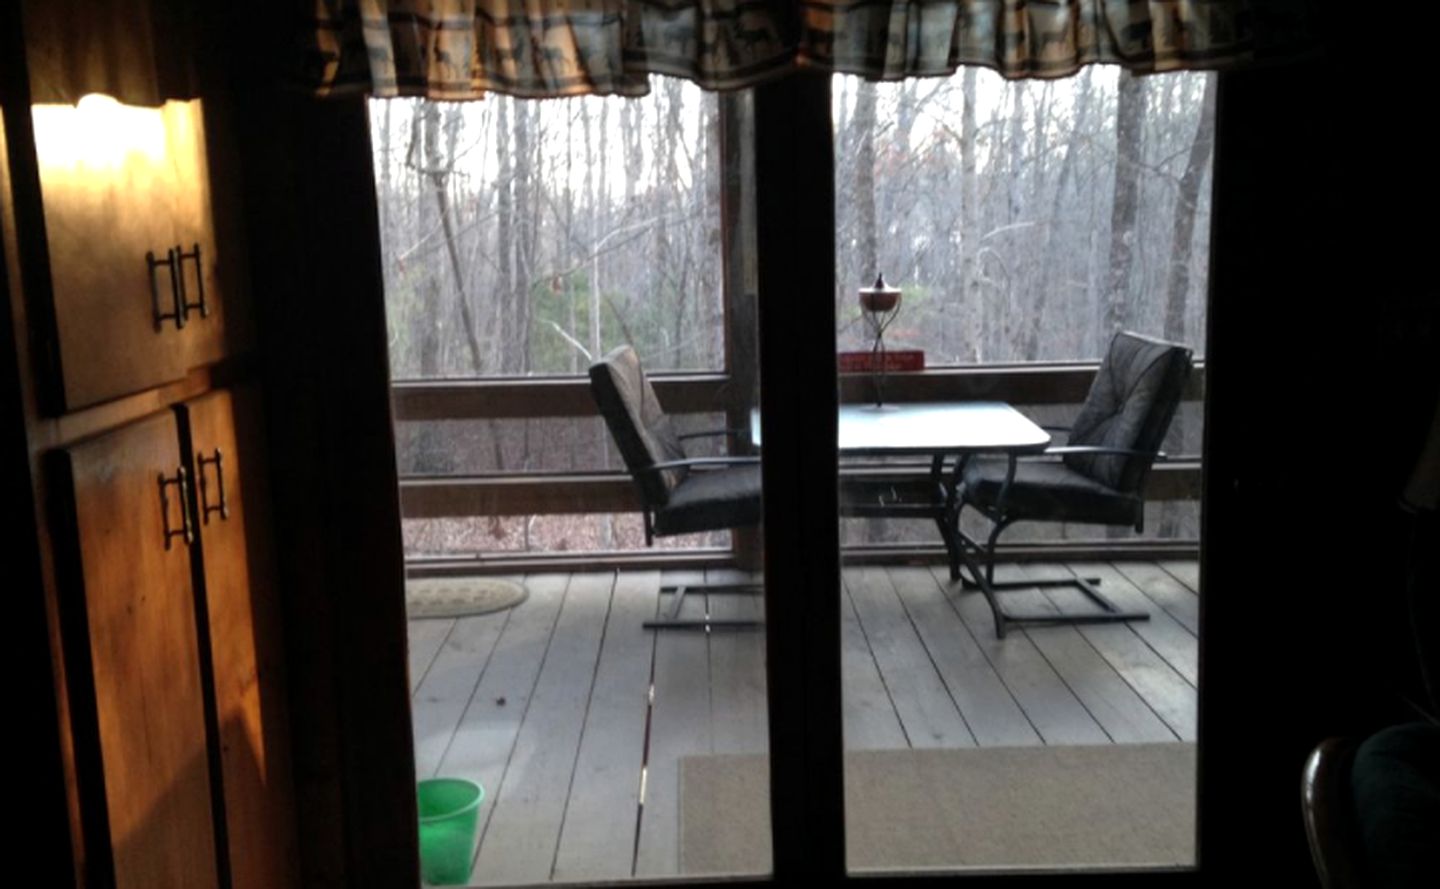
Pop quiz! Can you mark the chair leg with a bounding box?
[643,581,765,631]
[951,516,1148,638]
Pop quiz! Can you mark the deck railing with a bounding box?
[394,362,1204,523]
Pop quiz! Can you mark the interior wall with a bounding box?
[1203,46,1439,878]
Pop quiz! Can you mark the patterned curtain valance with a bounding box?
[300,1,1318,99]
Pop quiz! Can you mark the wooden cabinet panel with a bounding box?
[32,100,188,408]
[167,101,235,377]
[181,388,299,889]
[31,99,236,411]
[55,411,219,889]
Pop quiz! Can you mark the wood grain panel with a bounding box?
[33,100,187,408]
[168,101,234,378]
[181,388,299,889]
[59,411,218,889]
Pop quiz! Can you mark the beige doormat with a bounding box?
[405,577,529,619]
[680,743,1195,874]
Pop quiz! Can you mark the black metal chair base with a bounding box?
[960,574,1149,639]
[644,581,764,631]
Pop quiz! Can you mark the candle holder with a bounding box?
[859,274,902,408]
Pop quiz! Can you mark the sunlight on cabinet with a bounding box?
[28,95,231,411]
[31,93,169,167]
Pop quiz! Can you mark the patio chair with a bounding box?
[951,330,1193,637]
[589,345,762,631]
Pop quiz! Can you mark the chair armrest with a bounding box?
[1043,445,1167,461]
[1040,425,1072,433]
[641,456,761,474]
[677,428,744,441]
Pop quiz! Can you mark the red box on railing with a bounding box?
[837,350,925,373]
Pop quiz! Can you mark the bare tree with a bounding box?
[1105,70,1146,335]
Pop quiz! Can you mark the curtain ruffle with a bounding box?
[293,0,1319,99]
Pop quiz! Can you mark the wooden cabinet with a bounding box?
[30,98,243,411]
[178,388,300,889]
[51,411,220,889]
[50,390,298,889]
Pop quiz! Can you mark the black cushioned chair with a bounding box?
[952,331,1193,637]
[589,345,762,630]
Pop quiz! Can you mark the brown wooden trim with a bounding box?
[840,361,1207,406]
[390,373,730,420]
[402,539,1199,577]
[405,549,727,577]
[391,362,1206,422]
[397,461,1202,519]
[399,473,638,517]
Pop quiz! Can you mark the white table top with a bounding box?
[750,401,1051,457]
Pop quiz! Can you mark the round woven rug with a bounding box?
[406,577,529,619]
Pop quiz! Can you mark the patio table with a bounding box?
[750,402,1052,629]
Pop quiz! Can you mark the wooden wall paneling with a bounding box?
[179,387,300,889]
[52,410,219,889]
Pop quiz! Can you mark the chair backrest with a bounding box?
[589,345,687,506]
[1065,331,1193,493]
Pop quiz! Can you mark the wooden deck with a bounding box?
[407,560,1200,885]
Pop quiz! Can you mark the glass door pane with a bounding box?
[370,81,772,885]
[832,66,1210,875]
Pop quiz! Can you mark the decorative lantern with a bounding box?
[858,273,902,408]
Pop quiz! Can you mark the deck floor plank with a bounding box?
[846,566,975,748]
[886,566,1042,747]
[1112,561,1201,635]
[707,570,769,756]
[429,573,569,882]
[841,584,909,751]
[412,608,511,779]
[411,559,1198,883]
[1065,561,1198,685]
[1158,560,1201,595]
[408,616,454,695]
[996,572,1175,744]
[550,572,661,883]
[929,565,1109,745]
[1066,562,1200,687]
[1024,564,1197,741]
[473,572,615,886]
[634,574,714,878]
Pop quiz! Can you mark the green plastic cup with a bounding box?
[417,778,484,885]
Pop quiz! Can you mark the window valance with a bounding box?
[300,0,1319,99]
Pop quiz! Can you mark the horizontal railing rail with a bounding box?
[391,361,1206,421]
[398,460,1202,518]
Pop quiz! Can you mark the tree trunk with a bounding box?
[1157,74,1216,538]
[1024,72,1092,361]
[960,67,981,363]
[854,80,879,281]
[1163,74,1217,345]
[1104,70,1145,336]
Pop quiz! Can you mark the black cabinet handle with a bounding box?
[176,243,208,320]
[148,248,185,330]
[197,448,230,523]
[158,466,194,549]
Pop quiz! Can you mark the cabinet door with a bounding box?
[180,388,299,889]
[54,411,219,889]
[30,99,239,411]
[32,99,189,409]
[167,101,241,378]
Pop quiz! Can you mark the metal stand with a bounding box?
[643,580,764,631]
[945,457,1149,639]
[860,300,901,408]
